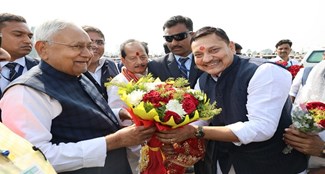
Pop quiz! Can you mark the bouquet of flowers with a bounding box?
[283,101,325,154]
[275,60,303,79]
[107,74,221,174]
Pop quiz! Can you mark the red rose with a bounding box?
[288,65,303,79]
[306,101,325,110]
[154,84,175,105]
[143,90,163,107]
[182,93,199,114]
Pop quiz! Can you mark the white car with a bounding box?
[300,48,325,67]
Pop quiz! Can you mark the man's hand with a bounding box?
[156,125,196,144]
[284,127,324,156]
[118,109,132,121]
[105,125,156,151]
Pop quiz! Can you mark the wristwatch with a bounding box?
[195,126,205,138]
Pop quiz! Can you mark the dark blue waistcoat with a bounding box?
[5,61,131,174]
[195,56,307,174]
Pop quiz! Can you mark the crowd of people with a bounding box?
[0,12,324,174]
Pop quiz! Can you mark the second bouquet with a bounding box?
[283,101,325,154]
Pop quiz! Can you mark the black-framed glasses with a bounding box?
[46,41,93,52]
[91,39,105,46]
[163,31,190,43]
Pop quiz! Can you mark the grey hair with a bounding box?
[34,19,74,42]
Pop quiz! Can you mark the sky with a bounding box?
[1,0,325,55]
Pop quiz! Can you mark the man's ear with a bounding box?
[120,56,126,65]
[34,41,49,60]
[229,41,236,54]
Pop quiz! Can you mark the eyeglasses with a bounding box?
[163,31,191,43]
[46,41,93,52]
[91,39,105,46]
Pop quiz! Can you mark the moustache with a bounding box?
[171,45,182,50]
[134,64,147,68]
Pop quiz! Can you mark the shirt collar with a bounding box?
[175,53,193,62]
[93,57,106,73]
[0,57,26,69]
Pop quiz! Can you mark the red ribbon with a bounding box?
[127,108,204,174]
[127,109,166,173]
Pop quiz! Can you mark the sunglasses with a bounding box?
[163,31,190,43]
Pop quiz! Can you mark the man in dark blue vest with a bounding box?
[0,19,155,174]
[157,26,307,174]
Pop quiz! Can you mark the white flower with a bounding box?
[293,122,302,129]
[127,89,146,106]
[166,99,187,117]
[145,82,164,91]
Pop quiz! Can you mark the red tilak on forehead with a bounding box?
[199,46,205,51]
[136,52,139,56]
